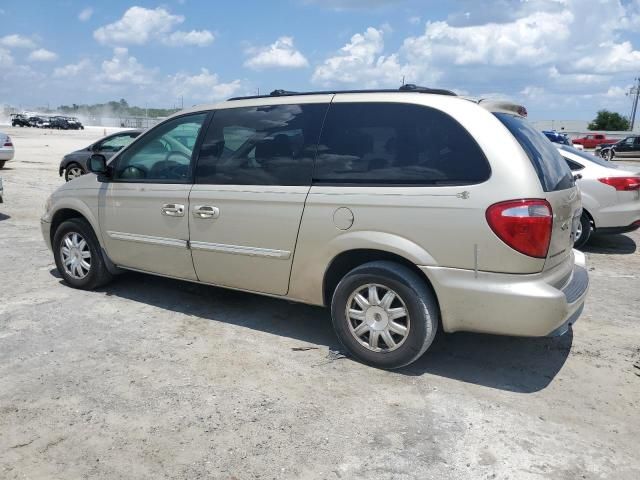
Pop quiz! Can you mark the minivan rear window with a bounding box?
[313,103,491,185]
[495,113,574,192]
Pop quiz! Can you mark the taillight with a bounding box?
[486,199,553,258]
[3,137,11,147]
[598,177,640,191]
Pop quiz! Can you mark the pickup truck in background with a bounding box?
[572,134,619,149]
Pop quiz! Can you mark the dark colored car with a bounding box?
[63,116,84,130]
[598,136,640,161]
[50,116,73,130]
[11,113,30,127]
[59,129,142,181]
[542,130,572,146]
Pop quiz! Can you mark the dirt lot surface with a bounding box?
[1,125,639,480]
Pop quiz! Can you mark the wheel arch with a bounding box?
[322,248,439,310]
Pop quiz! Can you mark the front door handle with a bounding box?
[193,205,220,219]
[161,203,185,217]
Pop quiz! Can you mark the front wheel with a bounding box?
[574,212,592,249]
[0,161,5,169]
[53,218,113,290]
[331,261,439,369]
[64,163,85,181]
[604,149,614,161]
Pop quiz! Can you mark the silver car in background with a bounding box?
[0,132,15,169]
[557,144,640,248]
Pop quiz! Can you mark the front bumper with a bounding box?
[41,218,52,251]
[421,250,589,337]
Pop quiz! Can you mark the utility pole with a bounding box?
[628,77,640,131]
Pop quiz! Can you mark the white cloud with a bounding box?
[0,34,36,49]
[93,6,213,47]
[244,37,309,70]
[572,41,640,74]
[78,7,94,22]
[168,68,242,102]
[304,0,403,10]
[0,47,14,65]
[53,60,92,78]
[312,27,418,87]
[101,47,154,85]
[28,48,58,62]
[163,30,215,47]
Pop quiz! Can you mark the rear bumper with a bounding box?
[0,149,14,161]
[421,250,589,337]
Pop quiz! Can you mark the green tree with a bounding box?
[588,110,630,131]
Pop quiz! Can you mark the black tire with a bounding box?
[331,261,439,369]
[53,218,113,290]
[573,211,592,249]
[0,161,5,169]
[64,162,85,182]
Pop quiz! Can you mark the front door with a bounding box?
[99,112,208,279]
[189,101,330,295]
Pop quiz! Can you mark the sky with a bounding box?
[1,0,640,120]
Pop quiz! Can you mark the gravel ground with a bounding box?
[0,126,639,480]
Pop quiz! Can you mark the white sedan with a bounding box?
[0,132,15,169]
[557,144,640,248]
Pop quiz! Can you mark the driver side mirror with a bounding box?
[88,154,109,179]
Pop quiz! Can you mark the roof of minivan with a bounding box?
[177,86,526,118]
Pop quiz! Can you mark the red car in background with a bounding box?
[572,134,619,149]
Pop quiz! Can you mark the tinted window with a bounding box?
[195,104,328,186]
[114,113,206,182]
[99,132,140,152]
[565,159,584,171]
[313,103,490,185]
[557,145,619,169]
[495,113,574,192]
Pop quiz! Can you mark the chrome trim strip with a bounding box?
[190,240,291,259]
[107,231,188,249]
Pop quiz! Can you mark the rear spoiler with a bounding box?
[464,97,528,117]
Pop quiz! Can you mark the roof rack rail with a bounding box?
[228,85,457,101]
[270,89,299,96]
[399,84,456,96]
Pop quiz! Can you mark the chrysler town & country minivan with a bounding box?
[41,86,588,368]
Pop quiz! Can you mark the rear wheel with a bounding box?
[574,212,592,249]
[64,163,85,181]
[331,261,439,369]
[53,218,113,290]
[604,149,614,161]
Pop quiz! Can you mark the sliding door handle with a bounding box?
[193,205,220,219]
[161,203,185,217]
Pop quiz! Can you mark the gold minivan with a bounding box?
[42,86,588,368]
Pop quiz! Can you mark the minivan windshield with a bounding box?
[495,113,574,192]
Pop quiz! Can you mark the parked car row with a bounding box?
[11,113,84,130]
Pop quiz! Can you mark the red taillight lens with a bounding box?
[598,177,640,191]
[4,142,12,147]
[486,199,553,258]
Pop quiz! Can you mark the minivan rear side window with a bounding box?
[494,113,574,192]
[313,102,491,185]
[195,103,328,186]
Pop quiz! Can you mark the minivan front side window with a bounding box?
[113,113,207,182]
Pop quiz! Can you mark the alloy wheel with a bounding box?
[345,283,410,353]
[60,232,92,279]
